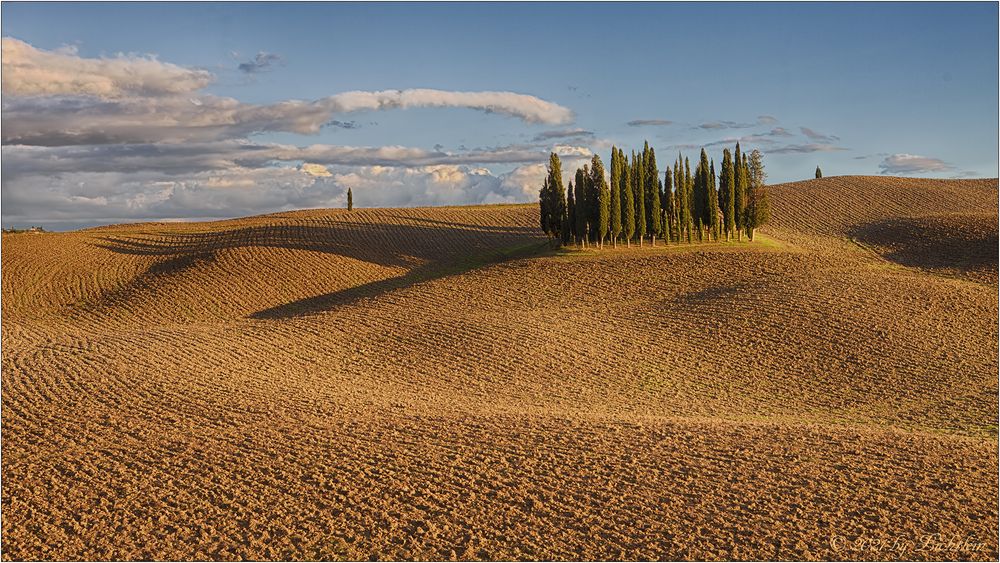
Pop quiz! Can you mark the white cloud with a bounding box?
[878,153,953,174]
[0,38,580,228]
[1,37,213,97]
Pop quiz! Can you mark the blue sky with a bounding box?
[2,2,997,228]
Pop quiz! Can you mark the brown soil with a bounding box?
[3,178,998,560]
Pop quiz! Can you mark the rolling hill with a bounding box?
[2,176,997,560]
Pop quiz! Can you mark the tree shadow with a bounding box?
[848,214,998,282]
[91,216,547,318]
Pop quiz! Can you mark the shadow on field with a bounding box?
[93,215,547,318]
[847,214,998,281]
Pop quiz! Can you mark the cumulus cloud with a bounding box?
[627,119,673,127]
[238,51,282,73]
[1,38,580,228]
[1,162,550,228]
[1,36,213,97]
[878,154,953,174]
[800,127,840,142]
[757,115,779,125]
[2,39,574,146]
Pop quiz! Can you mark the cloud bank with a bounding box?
[1,37,579,227]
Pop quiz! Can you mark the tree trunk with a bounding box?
[749,228,756,241]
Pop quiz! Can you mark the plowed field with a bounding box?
[3,177,998,560]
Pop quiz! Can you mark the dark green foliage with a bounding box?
[708,159,719,240]
[662,169,674,242]
[621,149,635,242]
[744,149,770,240]
[610,147,622,242]
[539,177,549,233]
[591,155,611,245]
[566,181,576,242]
[347,188,353,211]
[815,166,823,179]
[643,142,662,240]
[633,150,646,242]
[720,149,736,238]
[733,142,747,231]
[537,153,567,240]
[574,168,588,242]
[684,157,693,242]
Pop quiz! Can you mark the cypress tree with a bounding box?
[663,168,674,243]
[566,181,576,242]
[610,147,622,246]
[574,168,588,247]
[347,188,353,211]
[674,157,686,241]
[744,149,770,241]
[684,157,693,243]
[644,143,661,244]
[621,149,635,246]
[633,150,646,245]
[815,166,823,179]
[696,149,711,233]
[591,155,611,248]
[538,176,550,236]
[733,142,747,238]
[708,158,719,241]
[544,152,567,241]
[721,149,736,240]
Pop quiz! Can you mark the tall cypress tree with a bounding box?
[538,176,550,236]
[644,143,661,243]
[347,188,353,211]
[744,149,770,241]
[733,142,747,235]
[543,152,567,241]
[591,155,611,247]
[610,147,622,246]
[566,181,576,242]
[708,158,719,241]
[684,157,693,243]
[621,149,635,245]
[574,167,588,246]
[815,166,823,179]
[633,150,646,244]
[720,148,736,240]
[663,168,674,242]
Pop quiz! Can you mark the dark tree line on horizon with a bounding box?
[539,141,770,247]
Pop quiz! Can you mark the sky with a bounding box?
[2,2,997,230]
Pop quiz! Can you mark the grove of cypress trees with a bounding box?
[347,188,353,211]
[721,149,736,240]
[621,149,635,246]
[610,147,622,246]
[591,155,611,247]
